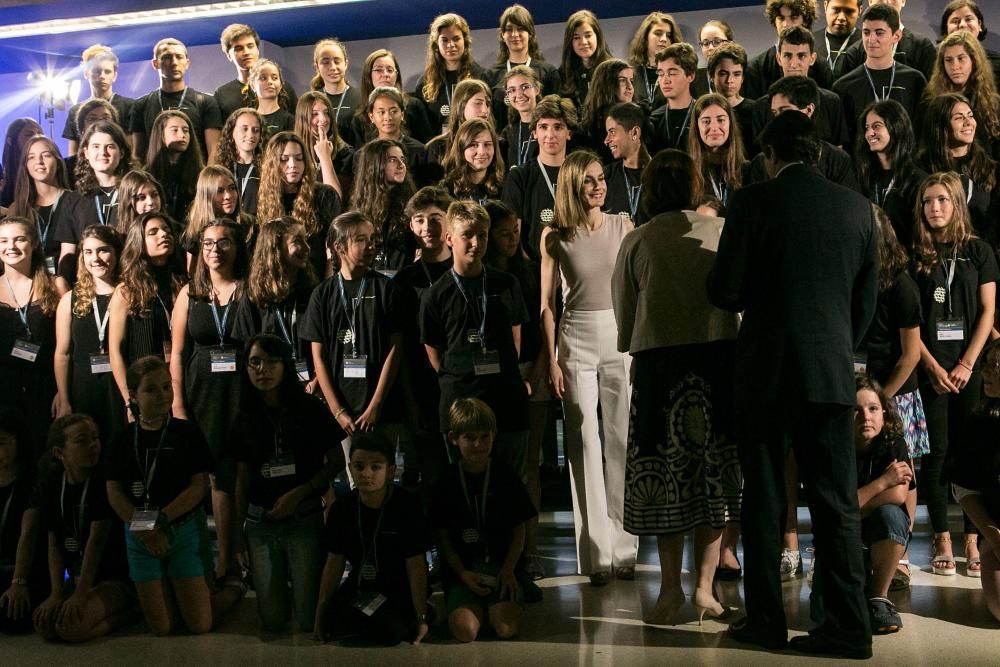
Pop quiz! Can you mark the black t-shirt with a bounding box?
[633,65,665,112]
[232,162,260,217]
[34,467,128,581]
[232,289,314,365]
[861,271,922,395]
[500,120,538,171]
[833,63,926,146]
[419,266,529,432]
[300,270,403,417]
[744,45,834,100]
[62,94,136,143]
[279,184,341,277]
[398,135,433,189]
[415,64,489,135]
[229,394,342,508]
[912,239,999,371]
[322,86,363,142]
[213,78,299,123]
[105,419,214,521]
[430,461,536,577]
[501,159,559,260]
[0,476,36,567]
[647,103,694,156]
[603,161,648,226]
[866,167,927,249]
[814,28,861,79]
[130,87,223,158]
[750,88,848,147]
[857,435,914,492]
[323,485,426,606]
[261,108,295,135]
[838,29,937,82]
[54,190,115,246]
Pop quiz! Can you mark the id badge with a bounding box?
[936,317,965,342]
[262,455,296,478]
[343,355,367,379]
[11,339,40,362]
[353,590,387,617]
[130,508,159,533]
[473,349,501,376]
[162,340,172,364]
[45,256,57,275]
[377,268,397,279]
[295,359,310,382]
[90,352,112,374]
[852,352,868,375]
[210,347,237,373]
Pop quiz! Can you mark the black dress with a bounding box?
[183,295,243,463]
[123,275,173,366]
[69,293,125,439]
[0,301,56,457]
[231,289,314,375]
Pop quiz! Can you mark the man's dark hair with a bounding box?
[349,432,396,464]
[778,25,816,52]
[767,75,820,108]
[607,102,646,131]
[708,42,748,75]
[760,111,821,165]
[862,4,901,33]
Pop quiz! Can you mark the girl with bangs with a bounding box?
[310,39,361,143]
[440,118,505,203]
[911,172,998,579]
[627,12,683,111]
[559,10,614,114]
[54,225,125,439]
[349,49,435,145]
[687,93,747,215]
[0,216,64,455]
[294,91,353,198]
[144,110,204,225]
[350,139,416,275]
[212,108,265,217]
[256,131,341,278]
[115,171,164,236]
[233,216,318,383]
[417,13,488,134]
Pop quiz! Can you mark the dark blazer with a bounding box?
[709,163,878,406]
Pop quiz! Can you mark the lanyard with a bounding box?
[874,176,896,208]
[157,294,172,333]
[944,245,959,317]
[825,28,856,72]
[459,462,490,559]
[358,485,392,577]
[709,174,728,206]
[705,70,714,94]
[94,189,119,226]
[537,156,557,200]
[209,292,233,347]
[158,87,188,113]
[420,259,434,286]
[623,167,642,219]
[92,298,111,353]
[273,303,298,355]
[3,275,32,337]
[450,268,488,348]
[235,163,254,200]
[331,85,350,125]
[643,66,657,102]
[506,57,531,72]
[262,408,284,458]
[35,191,62,247]
[0,485,13,554]
[442,78,454,108]
[337,273,368,356]
[133,417,171,507]
[863,62,896,102]
[964,176,974,204]
[60,473,91,542]
[516,123,534,166]
[664,103,693,148]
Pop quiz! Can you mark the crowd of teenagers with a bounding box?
[1,0,1000,656]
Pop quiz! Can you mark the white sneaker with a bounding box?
[780,548,802,581]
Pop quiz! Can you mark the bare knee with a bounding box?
[493,620,520,639]
[149,617,174,636]
[448,610,480,643]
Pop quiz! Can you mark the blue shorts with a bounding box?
[861,504,910,548]
[125,510,211,583]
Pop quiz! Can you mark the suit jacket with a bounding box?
[708,164,878,406]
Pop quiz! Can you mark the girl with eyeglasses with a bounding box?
[348,49,435,146]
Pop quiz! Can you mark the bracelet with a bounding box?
[333,407,347,419]
[958,359,973,371]
[11,577,27,586]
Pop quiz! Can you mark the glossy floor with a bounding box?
[6,508,998,665]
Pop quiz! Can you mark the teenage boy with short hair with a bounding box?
[130,38,223,160]
[501,95,575,260]
[647,43,697,155]
[710,43,758,155]
[836,0,936,80]
[603,102,650,225]
[214,23,298,121]
[420,201,530,478]
[833,4,926,144]
[63,45,135,156]
[745,0,833,99]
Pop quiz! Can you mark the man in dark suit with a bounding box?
[709,111,877,660]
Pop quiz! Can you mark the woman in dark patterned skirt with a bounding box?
[611,148,741,626]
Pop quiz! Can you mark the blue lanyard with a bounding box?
[337,273,368,355]
[449,268,488,347]
[158,87,188,112]
[273,303,298,357]
[3,275,32,337]
[622,168,642,220]
[209,296,232,347]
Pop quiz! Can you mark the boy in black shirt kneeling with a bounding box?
[432,398,537,642]
[314,433,429,646]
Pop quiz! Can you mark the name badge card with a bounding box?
[936,318,965,342]
[130,508,159,533]
[353,591,387,617]
[90,353,112,375]
[210,347,237,373]
[11,339,40,362]
[852,353,868,375]
[46,256,57,275]
[295,359,310,383]
[344,355,367,379]
[474,349,501,376]
[262,455,296,478]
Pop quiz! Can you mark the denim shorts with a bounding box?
[125,510,211,583]
[861,504,910,548]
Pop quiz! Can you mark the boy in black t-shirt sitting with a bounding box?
[314,434,429,646]
[432,398,537,642]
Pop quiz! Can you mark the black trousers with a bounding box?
[737,399,871,647]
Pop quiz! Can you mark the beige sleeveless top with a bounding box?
[557,212,631,311]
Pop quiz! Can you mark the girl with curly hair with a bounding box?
[212,108,265,216]
[350,139,416,274]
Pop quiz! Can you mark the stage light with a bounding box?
[27,71,81,137]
